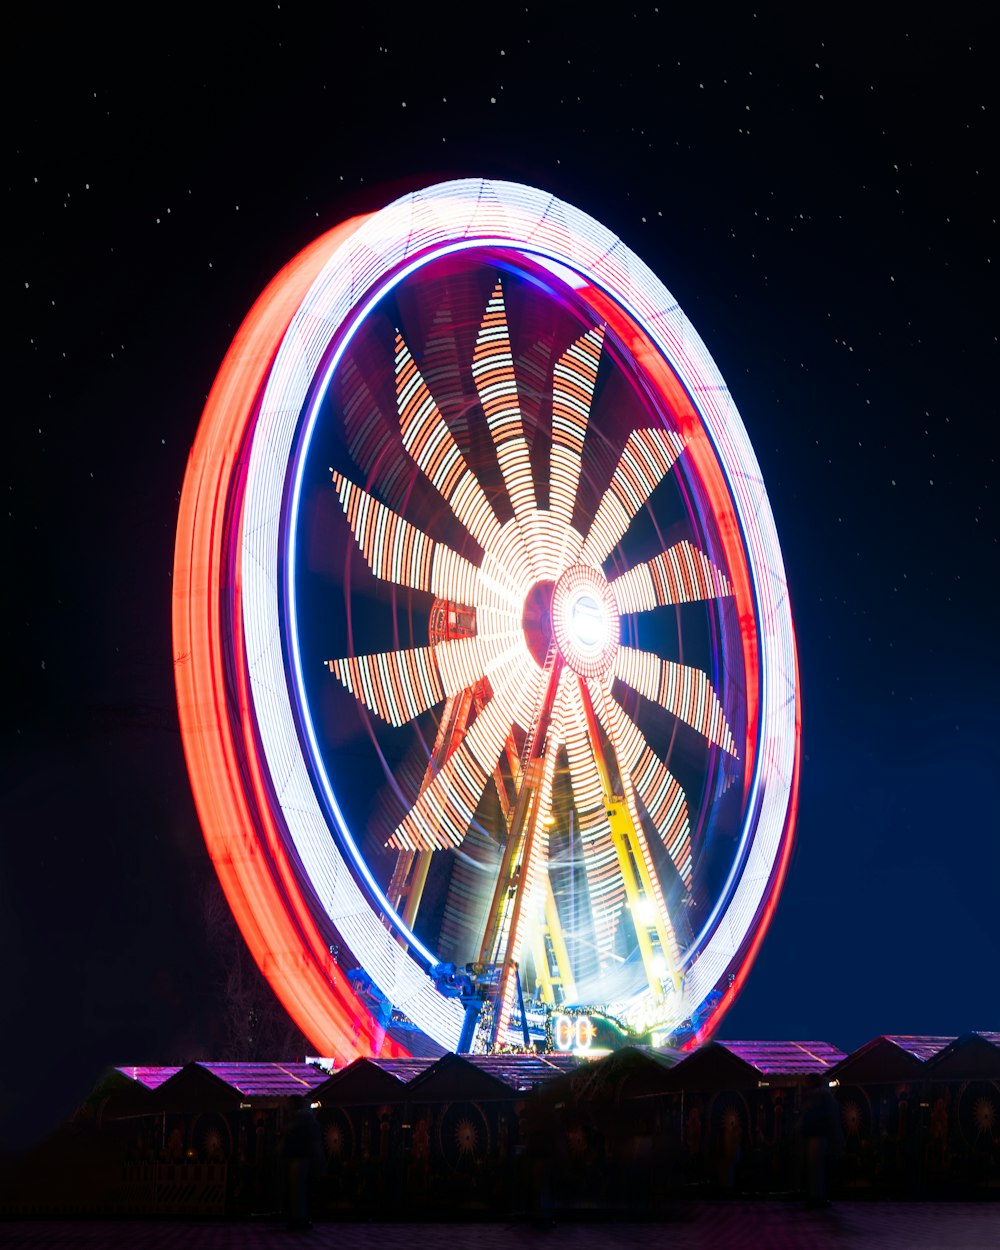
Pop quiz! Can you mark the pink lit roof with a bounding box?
[881,1036,956,1062]
[115,1066,182,1090]
[714,1040,846,1074]
[193,1062,328,1097]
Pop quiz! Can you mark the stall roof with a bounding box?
[828,1036,931,1082]
[313,1058,409,1105]
[313,1053,579,1102]
[469,1053,580,1091]
[362,1058,438,1083]
[193,1062,329,1096]
[881,1036,955,1062]
[332,1054,579,1089]
[665,1040,845,1090]
[592,1045,679,1100]
[532,1045,679,1104]
[114,1066,183,1090]
[112,1033,1000,1106]
[714,1040,846,1074]
[924,1032,1000,1079]
[405,1053,518,1101]
[146,1061,331,1112]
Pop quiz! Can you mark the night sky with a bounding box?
[4,9,996,1147]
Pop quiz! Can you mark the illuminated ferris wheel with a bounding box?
[174,180,799,1060]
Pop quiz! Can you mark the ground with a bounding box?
[3,1205,999,1250]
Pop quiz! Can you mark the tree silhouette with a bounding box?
[200,877,312,1060]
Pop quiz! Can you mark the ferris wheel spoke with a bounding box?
[587,675,644,771]
[557,701,627,966]
[477,520,536,609]
[549,325,605,530]
[629,752,692,892]
[395,332,502,551]
[329,622,527,744]
[331,471,481,607]
[473,281,540,565]
[610,539,732,615]
[582,428,687,565]
[484,644,546,733]
[614,645,738,756]
[340,356,414,514]
[433,630,521,700]
[588,679,693,894]
[388,656,542,853]
[387,742,491,851]
[327,646,444,727]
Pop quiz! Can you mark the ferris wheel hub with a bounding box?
[551,563,620,678]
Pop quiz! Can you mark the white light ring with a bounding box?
[551,563,620,679]
[240,179,797,1048]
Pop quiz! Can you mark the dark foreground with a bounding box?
[3,1204,999,1250]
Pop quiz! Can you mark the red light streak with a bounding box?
[173,216,409,1060]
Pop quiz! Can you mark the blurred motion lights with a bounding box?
[173,179,800,1062]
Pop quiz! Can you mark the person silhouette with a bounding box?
[282,1094,324,1230]
[800,1074,841,1208]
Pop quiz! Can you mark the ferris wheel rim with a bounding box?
[178,178,799,1058]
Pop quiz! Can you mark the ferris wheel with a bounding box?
[174,180,800,1060]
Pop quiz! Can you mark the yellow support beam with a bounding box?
[544,874,578,1002]
[528,872,578,1006]
[577,675,682,1001]
[604,796,681,996]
